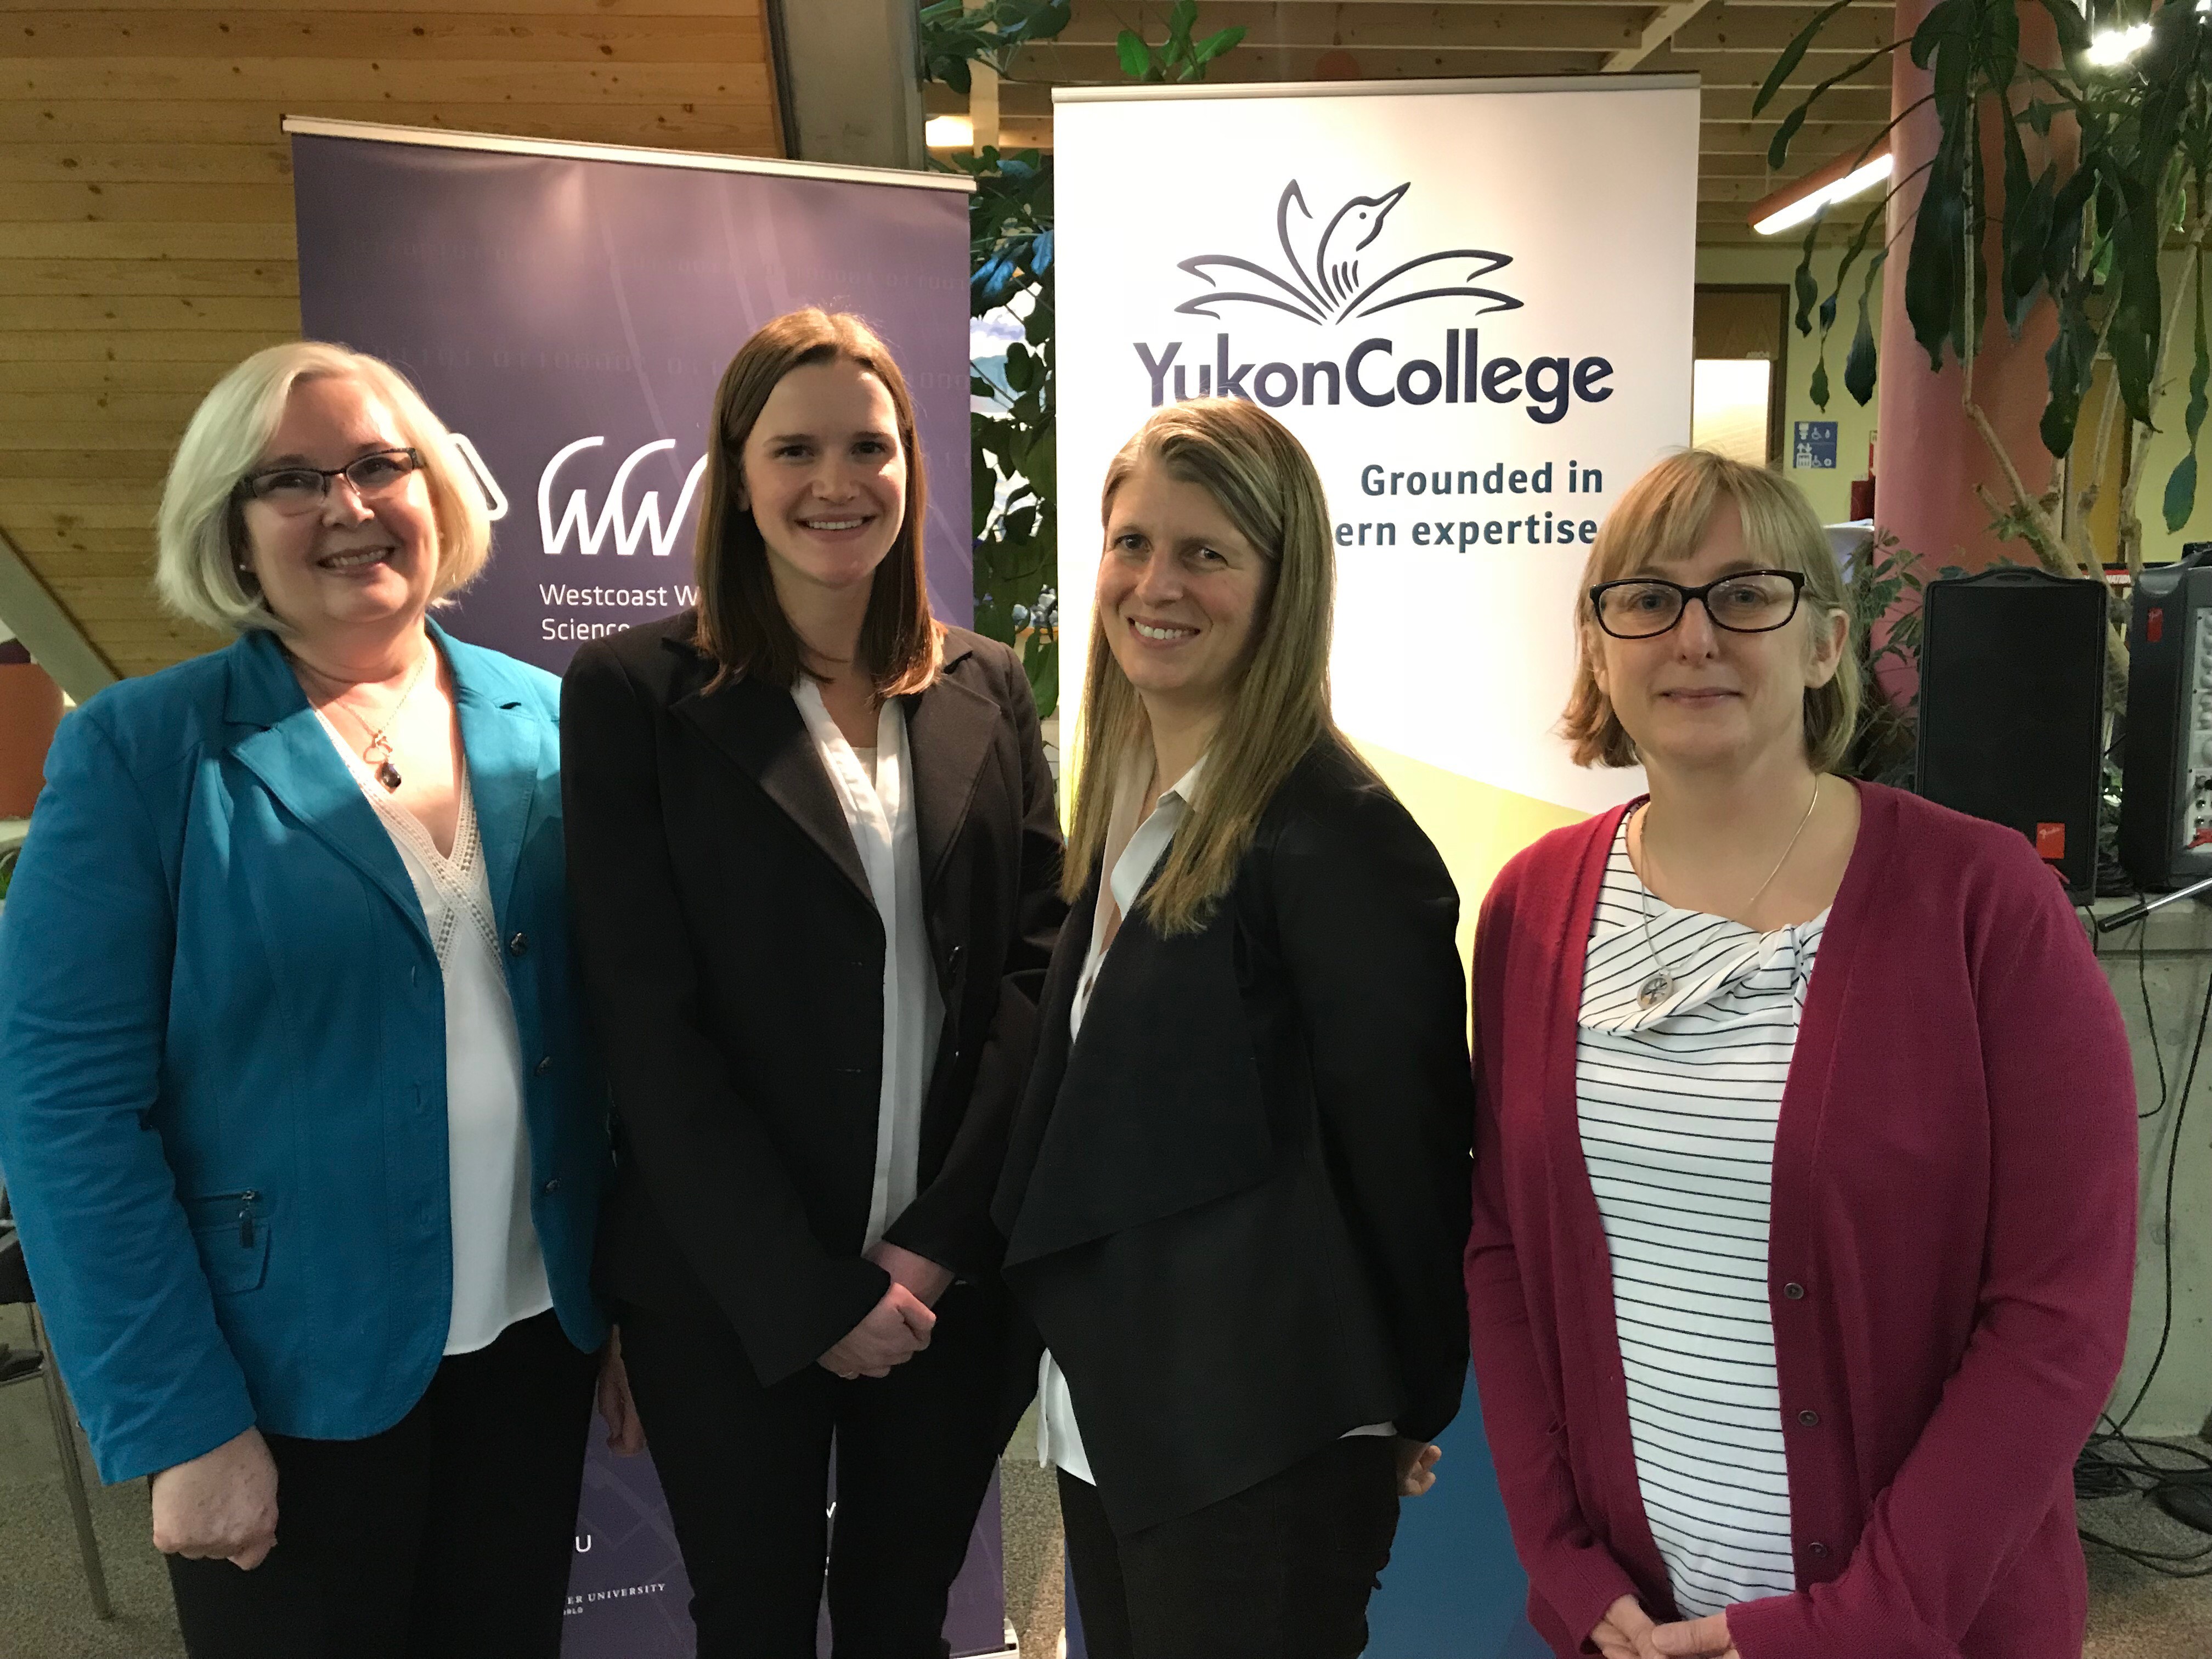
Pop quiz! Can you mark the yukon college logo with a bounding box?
[1176,179,1517,326]
[1138,179,1615,426]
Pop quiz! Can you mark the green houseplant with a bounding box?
[1767,0,2210,699]
[919,2,1248,717]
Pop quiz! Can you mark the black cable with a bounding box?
[2073,921,2211,1577]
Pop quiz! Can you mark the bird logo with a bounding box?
[1176,179,1521,326]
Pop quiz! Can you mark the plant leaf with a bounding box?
[2164,258,2209,533]
[1115,28,1151,78]
[1810,356,1831,410]
[1905,120,1970,369]
[1846,250,1888,406]
[1763,37,1908,170]
[1752,0,1860,116]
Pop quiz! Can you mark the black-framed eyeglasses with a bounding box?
[1589,569,1807,640]
[235,448,422,515]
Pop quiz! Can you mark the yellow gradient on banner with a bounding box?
[1347,736,1590,969]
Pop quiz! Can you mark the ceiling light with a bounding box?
[924,115,973,149]
[2085,22,2154,64]
[1752,153,1894,236]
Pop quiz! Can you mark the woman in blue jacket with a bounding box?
[0,342,626,1658]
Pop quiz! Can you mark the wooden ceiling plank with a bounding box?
[1606,0,1725,72]
[9,13,767,64]
[0,101,782,147]
[0,59,775,104]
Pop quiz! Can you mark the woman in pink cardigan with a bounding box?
[1465,449,2136,1659]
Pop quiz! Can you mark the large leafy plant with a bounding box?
[1767,0,2210,692]
[918,1,1246,717]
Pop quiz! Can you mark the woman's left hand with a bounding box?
[596,1327,646,1455]
[1393,1437,1442,1496]
[1647,1612,1736,1658]
[865,1240,954,1307]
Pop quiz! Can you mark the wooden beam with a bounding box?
[1607,0,1725,71]
[0,523,118,701]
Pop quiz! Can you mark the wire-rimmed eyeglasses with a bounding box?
[235,448,423,516]
[1589,569,1807,640]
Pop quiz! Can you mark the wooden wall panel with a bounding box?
[2,1,781,677]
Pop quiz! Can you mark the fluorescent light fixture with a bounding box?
[924,115,973,149]
[1754,153,1894,236]
[2085,21,2155,64]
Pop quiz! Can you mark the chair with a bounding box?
[0,1193,114,1620]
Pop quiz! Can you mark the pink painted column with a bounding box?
[1874,0,2063,574]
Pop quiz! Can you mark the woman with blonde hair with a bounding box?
[560,308,1063,1656]
[0,341,625,1657]
[992,397,1474,1659]
[1465,449,2135,1658]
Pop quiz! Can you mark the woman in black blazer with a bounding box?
[560,309,1063,1657]
[993,398,1474,1659]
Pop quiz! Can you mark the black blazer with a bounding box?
[561,614,1064,1386]
[992,737,1475,1533]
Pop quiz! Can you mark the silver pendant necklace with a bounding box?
[306,641,433,792]
[1633,778,1821,1012]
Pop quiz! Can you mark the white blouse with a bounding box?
[792,680,943,1251]
[315,713,551,1356]
[1576,817,1824,1617]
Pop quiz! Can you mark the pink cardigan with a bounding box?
[1465,782,2136,1658]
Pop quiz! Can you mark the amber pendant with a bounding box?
[375,759,403,791]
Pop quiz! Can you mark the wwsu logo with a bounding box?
[537,437,708,558]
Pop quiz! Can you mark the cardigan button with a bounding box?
[1783,1282,1806,1300]
[534,1056,555,1076]
[508,932,529,956]
[542,1178,561,1195]
[1807,1541,1830,1559]
[1797,1409,1821,1427]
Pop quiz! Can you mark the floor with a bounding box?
[1,1314,2202,1659]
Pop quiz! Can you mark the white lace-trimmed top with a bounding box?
[314,711,551,1355]
[1576,816,1825,1618]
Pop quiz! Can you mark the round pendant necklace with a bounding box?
[306,642,433,792]
[1633,777,1821,1012]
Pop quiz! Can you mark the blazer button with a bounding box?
[534,1056,555,1076]
[508,932,529,956]
[1807,1541,1830,1559]
[1797,1409,1821,1427]
[542,1177,561,1195]
[947,944,965,970]
[1783,1282,1806,1300]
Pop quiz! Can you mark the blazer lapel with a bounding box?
[672,663,872,904]
[441,623,538,930]
[221,631,427,941]
[902,641,998,890]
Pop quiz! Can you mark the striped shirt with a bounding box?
[1576,817,1825,1618]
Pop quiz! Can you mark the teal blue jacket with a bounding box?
[0,622,608,1483]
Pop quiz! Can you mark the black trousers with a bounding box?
[166,1308,598,1659]
[1058,1438,1402,1659]
[616,1281,1009,1659]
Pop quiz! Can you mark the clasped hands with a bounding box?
[1593,1596,1739,1659]
[817,1242,953,1379]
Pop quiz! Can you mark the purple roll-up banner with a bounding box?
[287,119,975,670]
[287,121,1007,1658]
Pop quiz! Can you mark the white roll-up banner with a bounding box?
[1052,76,1699,1657]
[1054,76,1695,921]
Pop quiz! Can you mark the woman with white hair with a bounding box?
[0,342,628,1658]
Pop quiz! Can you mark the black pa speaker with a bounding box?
[2118,542,2212,890]
[1915,566,2108,894]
